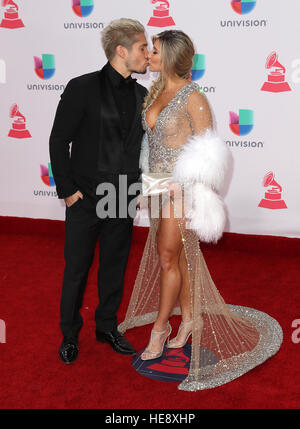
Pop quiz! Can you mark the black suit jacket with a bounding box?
[49,63,148,199]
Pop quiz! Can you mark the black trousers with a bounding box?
[59,173,140,339]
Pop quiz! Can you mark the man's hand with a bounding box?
[64,190,83,207]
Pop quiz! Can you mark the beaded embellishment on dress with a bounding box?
[119,82,283,391]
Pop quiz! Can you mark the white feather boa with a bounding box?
[172,130,229,192]
[172,130,229,243]
[139,130,229,243]
[184,183,227,243]
[139,133,149,174]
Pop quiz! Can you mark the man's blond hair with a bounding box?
[101,18,145,61]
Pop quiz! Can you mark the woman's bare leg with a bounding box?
[141,199,185,356]
[178,248,192,322]
[166,248,193,347]
[154,199,183,332]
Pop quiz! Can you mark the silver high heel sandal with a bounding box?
[167,319,193,348]
[141,322,172,361]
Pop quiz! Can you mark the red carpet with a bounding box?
[0,216,299,409]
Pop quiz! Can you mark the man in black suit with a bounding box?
[49,18,149,364]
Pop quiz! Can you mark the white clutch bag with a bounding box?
[141,173,173,196]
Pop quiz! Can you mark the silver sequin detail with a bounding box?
[142,82,200,174]
[178,305,283,391]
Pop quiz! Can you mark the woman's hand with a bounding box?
[167,181,183,199]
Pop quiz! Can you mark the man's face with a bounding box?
[125,33,149,74]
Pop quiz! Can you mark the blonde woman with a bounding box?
[119,30,282,391]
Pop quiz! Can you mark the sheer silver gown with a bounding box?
[119,82,283,391]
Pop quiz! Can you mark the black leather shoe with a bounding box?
[59,337,79,364]
[96,328,136,356]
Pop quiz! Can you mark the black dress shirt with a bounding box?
[106,62,136,141]
[49,64,147,198]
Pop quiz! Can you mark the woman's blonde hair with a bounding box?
[101,18,145,61]
[143,30,195,111]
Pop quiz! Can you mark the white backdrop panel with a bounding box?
[0,0,299,237]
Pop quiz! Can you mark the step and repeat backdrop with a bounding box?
[0,0,300,237]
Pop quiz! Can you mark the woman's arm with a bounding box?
[187,90,213,135]
[172,90,228,193]
[172,90,230,242]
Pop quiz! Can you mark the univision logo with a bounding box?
[34,54,55,80]
[191,54,205,81]
[227,109,264,148]
[220,0,266,28]
[229,109,253,136]
[33,163,57,197]
[40,163,55,187]
[191,54,216,93]
[28,54,65,91]
[64,0,104,29]
[72,0,94,17]
[231,0,256,15]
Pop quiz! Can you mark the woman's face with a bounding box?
[148,39,162,73]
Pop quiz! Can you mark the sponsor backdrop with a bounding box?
[1,0,300,238]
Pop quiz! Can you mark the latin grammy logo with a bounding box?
[8,104,31,139]
[261,52,291,93]
[0,0,24,29]
[258,171,287,209]
[148,0,175,28]
[147,348,190,375]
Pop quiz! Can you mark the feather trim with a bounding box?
[139,133,149,173]
[172,130,229,192]
[186,183,226,243]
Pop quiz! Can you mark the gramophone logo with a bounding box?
[34,54,55,80]
[72,0,94,17]
[0,0,24,29]
[261,52,291,93]
[133,344,218,382]
[40,163,56,187]
[191,54,205,81]
[148,0,175,28]
[8,104,31,139]
[258,171,287,209]
[231,0,256,15]
[229,109,253,136]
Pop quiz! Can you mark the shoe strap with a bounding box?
[147,322,171,349]
[179,320,193,330]
[151,322,171,337]
[181,319,193,325]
